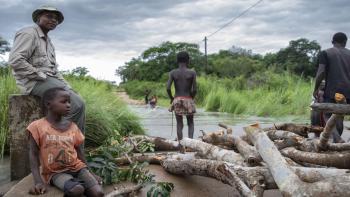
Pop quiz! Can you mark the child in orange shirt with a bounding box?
[27,87,103,196]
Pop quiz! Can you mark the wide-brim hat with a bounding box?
[32,5,64,24]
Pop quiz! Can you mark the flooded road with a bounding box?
[129,105,309,139]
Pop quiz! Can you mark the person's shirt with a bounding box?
[9,25,70,94]
[27,118,86,184]
[319,46,350,99]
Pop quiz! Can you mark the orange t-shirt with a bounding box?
[27,118,87,183]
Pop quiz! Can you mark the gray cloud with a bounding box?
[0,0,349,81]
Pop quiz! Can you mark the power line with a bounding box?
[206,0,263,38]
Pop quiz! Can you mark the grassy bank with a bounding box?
[0,67,18,158]
[122,70,313,117]
[0,69,143,158]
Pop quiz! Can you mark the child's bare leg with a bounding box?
[78,169,104,197]
[186,115,194,139]
[85,185,104,197]
[176,114,184,140]
[52,173,85,197]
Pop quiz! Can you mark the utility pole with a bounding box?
[204,36,208,71]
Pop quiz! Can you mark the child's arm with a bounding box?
[75,145,103,184]
[28,132,47,194]
[76,144,87,164]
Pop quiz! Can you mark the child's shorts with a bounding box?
[51,168,99,191]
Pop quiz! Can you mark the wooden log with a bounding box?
[234,137,262,166]
[218,123,233,134]
[244,124,350,196]
[310,103,350,114]
[281,147,350,169]
[317,94,346,150]
[126,135,179,151]
[115,152,197,165]
[180,138,245,166]
[264,123,323,137]
[201,133,261,165]
[105,184,142,197]
[201,133,235,148]
[266,130,302,140]
[161,159,255,197]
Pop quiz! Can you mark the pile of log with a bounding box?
[112,96,350,196]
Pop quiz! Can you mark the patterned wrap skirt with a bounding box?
[170,96,196,115]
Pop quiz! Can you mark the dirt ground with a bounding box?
[3,165,282,197]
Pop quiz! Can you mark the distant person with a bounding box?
[27,87,103,196]
[313,32,350,142]
[145,89,151,104]
[167,51,197,151]
[149,95,157,109]
[9,6,86,137]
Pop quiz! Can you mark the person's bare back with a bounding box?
[168,67,197,98]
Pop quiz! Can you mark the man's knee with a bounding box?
[70,91,85,112]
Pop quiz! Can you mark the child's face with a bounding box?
[48,90,71,116]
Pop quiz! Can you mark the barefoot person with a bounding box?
[167,51,197,148]
[313,32,350,142]
[9,5,86,138]
[27,87,103,196]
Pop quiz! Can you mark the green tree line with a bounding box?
[116,38,321,82]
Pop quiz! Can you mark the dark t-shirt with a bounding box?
[319,47,350,99]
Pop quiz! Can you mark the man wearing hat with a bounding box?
[9,5,86,136]
[313,32,350,142]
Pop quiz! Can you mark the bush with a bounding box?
[0,71,144,158]
[65,75,144,147]
[0,67,18,158]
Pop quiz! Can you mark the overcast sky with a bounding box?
[0,0,349,82]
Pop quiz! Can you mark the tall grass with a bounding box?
[0,70,144,158]
[65,75,144,147]
[0,67,18,158]
[122,70,313,117]
[121,80,168,100]
[201,71,313,117]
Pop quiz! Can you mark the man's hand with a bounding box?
[29,183,47,195]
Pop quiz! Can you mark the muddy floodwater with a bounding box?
[129,105,309,139]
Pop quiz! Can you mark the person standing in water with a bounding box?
[167,51,197,151]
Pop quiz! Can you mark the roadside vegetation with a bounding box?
[117,38,319,117]
[0,66,144,158]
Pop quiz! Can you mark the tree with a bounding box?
[0,36,10,55]
[274,38,321,77]
[116,42,205,82]
[71,66,89,77]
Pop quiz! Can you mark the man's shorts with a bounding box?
[51,168,98,191]
[170,96,196,116]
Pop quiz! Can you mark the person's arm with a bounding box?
[166,71,174,103]
[313,64,325,98]
[191,72,197,99]
[76,144,87,164]
[28,132,47,194]
[9,32,46,81]
[313,51,328,99]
